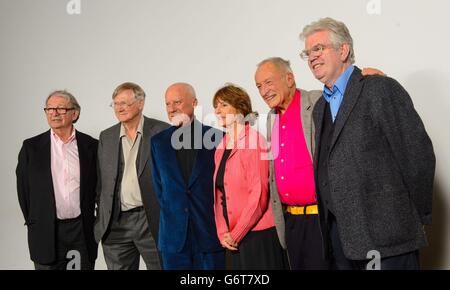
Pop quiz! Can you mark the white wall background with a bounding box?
[1,0,449,269]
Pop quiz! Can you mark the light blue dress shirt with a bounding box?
[322,65,354,122]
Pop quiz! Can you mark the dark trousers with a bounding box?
[230,227,289,270]
[161,220,225,270]
[34,216,94,270]
[102,207,161,270]
[284,212,330,270]
[329,214,420,270]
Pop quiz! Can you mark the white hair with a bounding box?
[300,17,355,64]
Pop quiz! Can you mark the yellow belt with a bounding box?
[286,204,318,215]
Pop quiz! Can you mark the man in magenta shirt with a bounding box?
[255,57,328,269]
[255,57,382,269]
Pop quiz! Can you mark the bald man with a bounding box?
[150,83,225,270]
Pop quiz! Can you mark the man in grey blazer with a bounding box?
[300,17,435,269]
[94,82,169,269]
[255,57,328,270]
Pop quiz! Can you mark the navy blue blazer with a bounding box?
[150,121,223,253]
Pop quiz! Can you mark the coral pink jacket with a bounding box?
[213,125,275,243]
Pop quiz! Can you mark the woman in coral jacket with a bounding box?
[212,84,288,269]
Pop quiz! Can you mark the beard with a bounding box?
[170,112,192,127]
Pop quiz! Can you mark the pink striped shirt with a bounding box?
[272,90,317,205]
[50,129,81,219]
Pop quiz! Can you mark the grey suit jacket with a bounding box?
[266,89,322,249]
[94,116,169,243]
[313,67,435,259]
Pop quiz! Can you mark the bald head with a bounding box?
[166,82,196,99]
[165,82,198,125]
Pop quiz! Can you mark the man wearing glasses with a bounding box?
[94,82,169,270]
[16,90,98,270]
[300,17,435,269]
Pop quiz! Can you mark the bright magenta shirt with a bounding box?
[272,90,317,206]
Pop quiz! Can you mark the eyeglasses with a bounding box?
[44,107,75,114]
[300,44,335,60]
[110,99,139,109]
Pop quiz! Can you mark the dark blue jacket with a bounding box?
[150,120,223,253]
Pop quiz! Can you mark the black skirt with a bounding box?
[229,226,289,270]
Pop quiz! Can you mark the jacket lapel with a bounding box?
[330,67,364,151]
[188,147,203,188]
[188,123,208,188]
[300,90,316,157]
[313,98,326,169]
[228,125,250,160]
[138,117,150,177]
[39,130,56,207]
[164,126,186,185]
[214,124,249,170]
[108,124,121,180]
[76,131,89,203]
[266,109,277,161]
[266,108,277,142]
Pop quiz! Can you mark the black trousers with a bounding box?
[284,212,330,270]
[328,213,420,270]
[34,216,94,270]
[229,227,288,270]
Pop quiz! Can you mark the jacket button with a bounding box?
[184,208,188,213]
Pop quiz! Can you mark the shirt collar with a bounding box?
[120,115,144,138]
[51,127,76,144]
[323,65,354,102]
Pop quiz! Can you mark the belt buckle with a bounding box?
[287,205,305,215]
[287,204,318,215]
